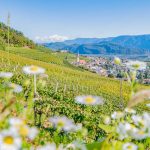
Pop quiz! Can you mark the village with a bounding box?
[72,52,150,85]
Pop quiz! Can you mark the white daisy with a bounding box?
[75,95,104,105]
[124,108,136,114]
[103,116,111,125]
[9,83,23,93]
[0,128,22,150]
[0,72,13,79]
[135,113,150,129]
[111,111,124,120]
[37,143,64,150]
[66,141,87,150]
[117,122,131,140]
[114,57,121,65]
[131,129,147,140]
[117,122,141,140]
[19,125,38,140]
[122,142,138,150]
[9,118,38,140]
[49,116,76,132]
[132,115,142,124]
[125,60,147,70]
[143,112,150,125]
[37,143,56,150]
[9,118,25,128]
[23,65,45,75]
[27,127,38,140]
[146,103,150,107]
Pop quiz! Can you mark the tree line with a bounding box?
[0,22,36,49]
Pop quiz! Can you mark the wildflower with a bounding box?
[9,118,38,140]
[23,65,45,75]
[0,72,13,79]
[19,125,38,140]
[9,118,25,128]
[111,111,124,120]
[75,95,104,105]
[117,122,131,140]
[132,113,150,130]
[37,143,64,150]
[143,112,150,125]
[114,57,121,65]
[103,116,111,125]
[37,143,56,150]
[23,65,45,95]
[8,83,23,93]
[122,142,138,150]
[49,116,76,132]
[66,141,87,150]
[117,122,140,140]
[132,115,143,125]
[0,128,22,150]
[124,108,136,114]
[125,60,146,70]
[131,129,147,140]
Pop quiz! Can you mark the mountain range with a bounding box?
[43,34,150,55]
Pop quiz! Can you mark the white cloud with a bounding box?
[35,34,69,43]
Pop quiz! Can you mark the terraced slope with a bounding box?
[0,48,131,101]
[0,48,148,141]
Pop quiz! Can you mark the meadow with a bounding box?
[0,47,150,149]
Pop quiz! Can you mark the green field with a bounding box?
[0,47,149,149]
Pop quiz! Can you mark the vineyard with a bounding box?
[0,47,150,149]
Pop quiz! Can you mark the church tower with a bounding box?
[77,50,80,63]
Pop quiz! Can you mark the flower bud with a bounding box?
[114,57,121,65]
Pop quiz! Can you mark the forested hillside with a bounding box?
[0,22,36,49]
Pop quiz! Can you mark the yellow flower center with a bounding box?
[57,120,65,127]
[132,64,140,69]
[30,66,39,72]
[3,136,14,145]
[11,83,16,88]
[85,97,95,104]
[114,58,121,65]
[19,126,29,136]
[138,130,145,135]
[139,120,145,127]
[127,145,133,150]
[130,124,136,129]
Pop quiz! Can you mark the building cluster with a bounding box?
[72,53,150,84]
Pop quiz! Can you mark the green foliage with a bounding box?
[0,22,35,48]
[98,124,115,134]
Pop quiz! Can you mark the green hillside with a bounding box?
[0,22,35,48]
[0,47,130,99]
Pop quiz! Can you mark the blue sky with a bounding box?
[1,0,150,42]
